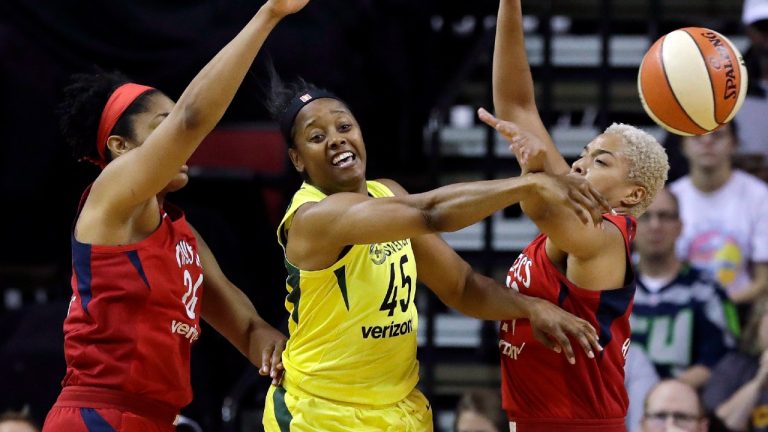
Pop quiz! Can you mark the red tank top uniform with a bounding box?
[56,187,204,424]
[499,214,636,432]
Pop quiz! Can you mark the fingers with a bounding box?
[478,107,521,141]
[260,339,287,386]
[270,339,286,385]
[260,346,272,376]
[553,331,576,365]
[564,180,604,227]
[531,328,558,352]
[585,183,612,215]
[477,107,497,128]
[534,328,576,364]
[566,188,595,225]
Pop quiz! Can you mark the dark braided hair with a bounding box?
[58,70,159,164]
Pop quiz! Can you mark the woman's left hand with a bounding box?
[477,107,544,165]
[251,324,288,386]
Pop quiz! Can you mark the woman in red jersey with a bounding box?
[42,1,310,431]
[476,1,670,431]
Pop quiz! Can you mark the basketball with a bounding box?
[637,27,748,136]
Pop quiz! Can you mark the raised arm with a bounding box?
[192,225,287,385]
[489,0,569,175]
[93,0,309,213]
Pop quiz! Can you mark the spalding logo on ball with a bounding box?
[638,27,748,136]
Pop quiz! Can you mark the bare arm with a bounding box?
[521,174,618,260]
[730,262,768,304]
[193,226,287,385]
[715,350,768,430]
[410,231,601,363]
[490,0,569,175]
[292,175,607,253]
[91,0,308,215]
[677,365,712,390]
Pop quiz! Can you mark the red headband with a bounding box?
[91,83,154,168]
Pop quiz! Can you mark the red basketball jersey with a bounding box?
[499,214,636,431]
[61,189,204,411]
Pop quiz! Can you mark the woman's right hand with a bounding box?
[530,172,612,227]
[264,0,311,18]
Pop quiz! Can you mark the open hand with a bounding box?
[251,324,288,386]
[527,297,602,364]
[478,107,543,165]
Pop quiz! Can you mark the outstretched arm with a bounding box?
[192,225,287,385]
[93,0,310,214]
[488,0,569,175]
[378,180,602,364]
[290,175,609,257]
[411,231,601,364]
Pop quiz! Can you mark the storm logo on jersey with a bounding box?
[369,240,411,265]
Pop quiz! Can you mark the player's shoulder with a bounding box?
[372,178,408,196]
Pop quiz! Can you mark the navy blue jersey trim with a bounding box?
[595,285,634,350]
[80,408,116,432]
[72,237,93,314]
[126,250,151,289]
[557,281,570,306]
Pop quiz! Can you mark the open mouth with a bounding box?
[331,151,356,167]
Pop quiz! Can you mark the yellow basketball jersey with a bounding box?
[277,181,420,406]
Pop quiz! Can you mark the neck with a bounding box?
[689,164,732,192]
[157,193,166,207]
[638,253,681,278]
[308,180,368,195]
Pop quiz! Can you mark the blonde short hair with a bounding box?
[603,123,669,216]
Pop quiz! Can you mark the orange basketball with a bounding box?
[638,27,748,136]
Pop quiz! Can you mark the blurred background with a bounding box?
[0,0,754,431]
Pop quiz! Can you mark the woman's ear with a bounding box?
[621,184,647,208]
[288,148,304,173]
[105,135,136,159]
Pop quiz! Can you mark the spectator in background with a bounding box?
[631,188,738,389]
[0,411,39,432]
[669,121,768,308]
[454,389,506,432]
[734,0,768,174]
[703,296,768,432]
[625,345,660,432]
[641,380,708,432]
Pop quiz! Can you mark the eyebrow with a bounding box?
[581,146,616,158]
[301,109,350,130]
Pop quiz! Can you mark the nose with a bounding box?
[328,133,347,149]
[571,159,586,175]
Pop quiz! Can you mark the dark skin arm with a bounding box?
[191,225,287,385]
[381,180,602,364]
[286,175,609,271]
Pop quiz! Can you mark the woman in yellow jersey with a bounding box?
[260,75,608,431]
